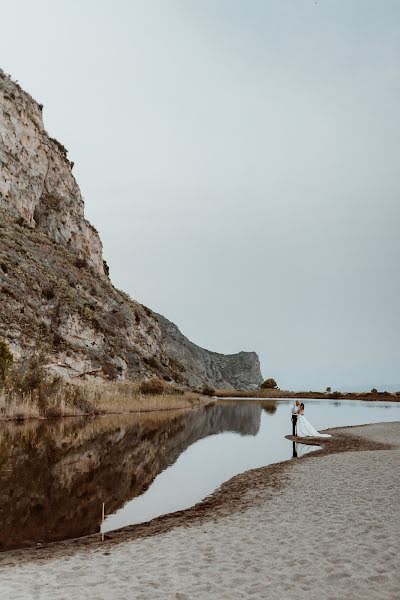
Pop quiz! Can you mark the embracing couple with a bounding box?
[291,400,331,438]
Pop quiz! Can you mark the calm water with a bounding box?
[0,398,398,550]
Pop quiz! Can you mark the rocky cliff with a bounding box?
[0,69,263,388]
[157,314,263,390]
[0,70,105,275]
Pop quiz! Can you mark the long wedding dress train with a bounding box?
[296,414,331,438]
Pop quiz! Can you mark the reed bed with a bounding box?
[80,381,207,414]
[0,378,210,422]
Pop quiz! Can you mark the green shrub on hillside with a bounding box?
[0,338,13,385]
[10,352,46,393]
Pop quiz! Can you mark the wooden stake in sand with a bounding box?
[101,502,105,542]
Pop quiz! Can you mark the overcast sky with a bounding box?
[1,0,399,389]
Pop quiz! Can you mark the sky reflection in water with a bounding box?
[0,399,398,550]
[103,399,400,533]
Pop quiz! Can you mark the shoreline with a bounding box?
[1,420,399,599]
[1,389,397,424]
[0,420,396,567]
[216,389,400,401]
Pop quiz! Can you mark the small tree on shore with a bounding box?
[0,338,13,385]
[261,378,278,389]
[326,387,331,393]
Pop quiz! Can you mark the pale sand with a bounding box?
[0,422,399,600]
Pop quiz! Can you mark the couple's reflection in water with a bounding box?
[292,441,320,458]
[292,441,297,458]
[0,400,275,551]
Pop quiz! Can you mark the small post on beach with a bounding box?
[101,502,105,542]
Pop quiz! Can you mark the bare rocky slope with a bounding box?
[157,314,263,390]
[0,69,263,389]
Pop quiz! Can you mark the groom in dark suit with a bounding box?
[291,400,300,436]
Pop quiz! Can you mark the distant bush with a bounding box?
[74,257,87,269]
[12,352,47,396]
[0,338,13,385]
[144,355,163,371]
[261,378,278,389]
[139,378,165,395]
[139,378,185,396]
[42,286,55,300]
[101,361,119,381]
[16,216,27,227]
[201,385,215,396]
[326,387,331,393]
[371,388,378,394]
[167,357,184,372]
[68,388,95,414]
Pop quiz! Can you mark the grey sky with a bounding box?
[1,0,399,389]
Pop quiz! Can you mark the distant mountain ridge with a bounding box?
[0,69,263,389]
[157,314,263,390]
[334,384,400,393]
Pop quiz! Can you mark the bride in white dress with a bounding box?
[296,403,331,438]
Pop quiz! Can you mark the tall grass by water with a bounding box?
[0,374,208,421]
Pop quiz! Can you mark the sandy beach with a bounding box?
[0,421,399,600]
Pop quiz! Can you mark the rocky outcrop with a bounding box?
[0,207,171,379]
[0,69,263,388]
[0,69,105,275]
[157,314,263,390]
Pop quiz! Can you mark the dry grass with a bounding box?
[0,378,211,422]
[0,386,84,420]
[81,381,207,414]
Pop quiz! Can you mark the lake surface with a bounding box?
[0,398,398,551]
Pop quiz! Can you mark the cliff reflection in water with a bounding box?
[0,401,264,551]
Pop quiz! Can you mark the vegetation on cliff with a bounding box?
[0,339,208,420]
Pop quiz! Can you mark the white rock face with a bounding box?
[0,69,105,275]
[0,69,263,388]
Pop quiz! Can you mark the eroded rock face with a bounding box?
[0,69,263,387]
[0,69,105,275]
[0,208,168,379]
[157,314,263,390]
